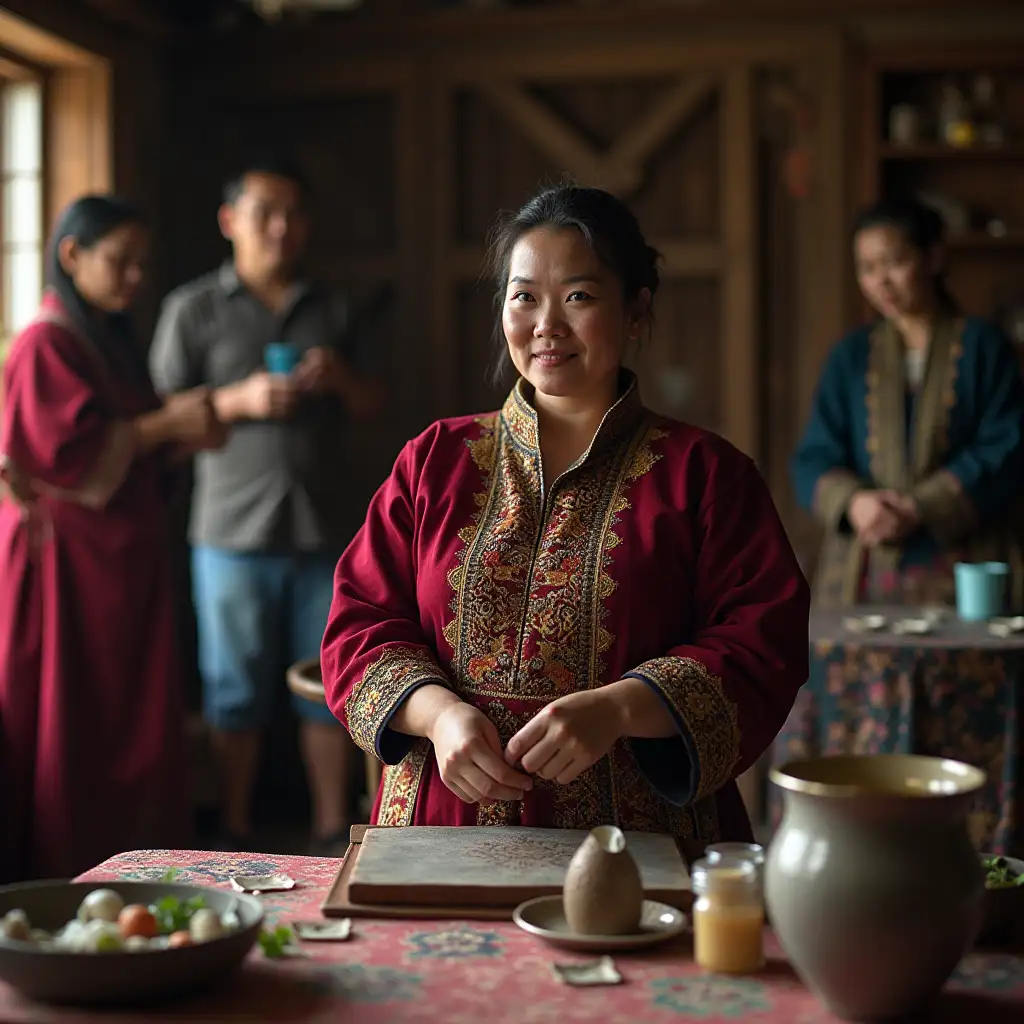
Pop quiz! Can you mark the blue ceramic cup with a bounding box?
[264,342,301,375]
[953,561,1009,621]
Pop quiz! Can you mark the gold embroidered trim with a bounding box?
[443,410,696,834]
[345,645,450,757]
[474,701,531,826]
[377,740,430,827]
[812,468,863,530]
[422,378,726,840]
[500,372,646,458]
[865,317,963,490]
[627,656,740,802]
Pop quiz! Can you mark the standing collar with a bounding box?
[500,369,646,462]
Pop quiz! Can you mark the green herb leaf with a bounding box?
[149,894,207,934]
[258,925,295,958]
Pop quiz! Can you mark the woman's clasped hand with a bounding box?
[428,688,627,803]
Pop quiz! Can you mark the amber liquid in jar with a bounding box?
[691,856,765,975]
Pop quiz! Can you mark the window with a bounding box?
[0,10,111,355]
[1,75,43,341]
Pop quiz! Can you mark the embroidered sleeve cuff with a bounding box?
[345,645,452,764]
[622,656,740,805]
[911,469,976,546]
[812,469,864,531]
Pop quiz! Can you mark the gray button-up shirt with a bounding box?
[150,264,368,552]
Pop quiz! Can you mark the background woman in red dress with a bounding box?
[0,196,226,882]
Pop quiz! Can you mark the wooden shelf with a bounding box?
[880,143,1024,160]
[947,233,1024,249]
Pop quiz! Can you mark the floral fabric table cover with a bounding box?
[774,606,1024,855]
[0,849,1022,1023]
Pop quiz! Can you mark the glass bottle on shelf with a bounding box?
[972,74,1005,147]
[937,78,974,148]
[889,103,922,147]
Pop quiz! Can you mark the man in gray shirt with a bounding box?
[150,157,380,854]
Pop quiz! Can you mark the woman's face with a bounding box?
[501,226,645,410]
[854,223,938,319]
[61,221,148,313]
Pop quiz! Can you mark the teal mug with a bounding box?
[264,342,301,375]
[953,561,1009,621]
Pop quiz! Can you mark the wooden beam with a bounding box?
[475,80,610,188]
[479,76,721,198]
[0,9,97,66]
[183,1,1024,58]
[0,51,40,80]
[720,66,759,461]
[47,63,113,228]
[609,76,717,173]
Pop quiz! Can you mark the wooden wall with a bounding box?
[19,0,1024,553]
[11,0,1024,824]
[165,11,857,556]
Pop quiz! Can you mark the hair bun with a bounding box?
[643,243,662,295]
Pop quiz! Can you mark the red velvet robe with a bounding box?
[0,294,188,883]
[322,375,809,842]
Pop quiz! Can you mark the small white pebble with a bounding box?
[1,909,31,942]
[189,907,224,943]
[78,889,124,924]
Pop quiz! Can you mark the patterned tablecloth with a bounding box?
[775,606,1024,855]
[0,850,1022,1023]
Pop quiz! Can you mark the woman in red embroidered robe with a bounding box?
[0,196,226,883]
[322,187,810,843]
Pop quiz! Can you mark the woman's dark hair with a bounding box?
[485,185,661,385]
[851,197,957,312]
[46,194,150,383]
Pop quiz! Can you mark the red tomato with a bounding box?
[168,930,193,948]
[118,904,158,940]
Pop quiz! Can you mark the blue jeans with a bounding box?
[191,546,339,730]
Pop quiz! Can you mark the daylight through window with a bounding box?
[1,76,43,340]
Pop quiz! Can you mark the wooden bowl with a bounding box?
[0,881,263,1006]
[287,657,326,704]
[978,853,1024,944]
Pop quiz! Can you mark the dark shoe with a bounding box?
[308,829,349,858]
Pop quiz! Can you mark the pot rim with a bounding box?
[770,754,986,799]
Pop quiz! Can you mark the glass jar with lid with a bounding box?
[705,842,765,898]
[690,855,765,974]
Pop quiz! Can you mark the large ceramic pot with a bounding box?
[766,755,985,1022]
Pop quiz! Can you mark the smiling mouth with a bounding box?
[532,351,576,366]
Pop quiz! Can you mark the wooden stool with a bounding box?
[286,658,383,813]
